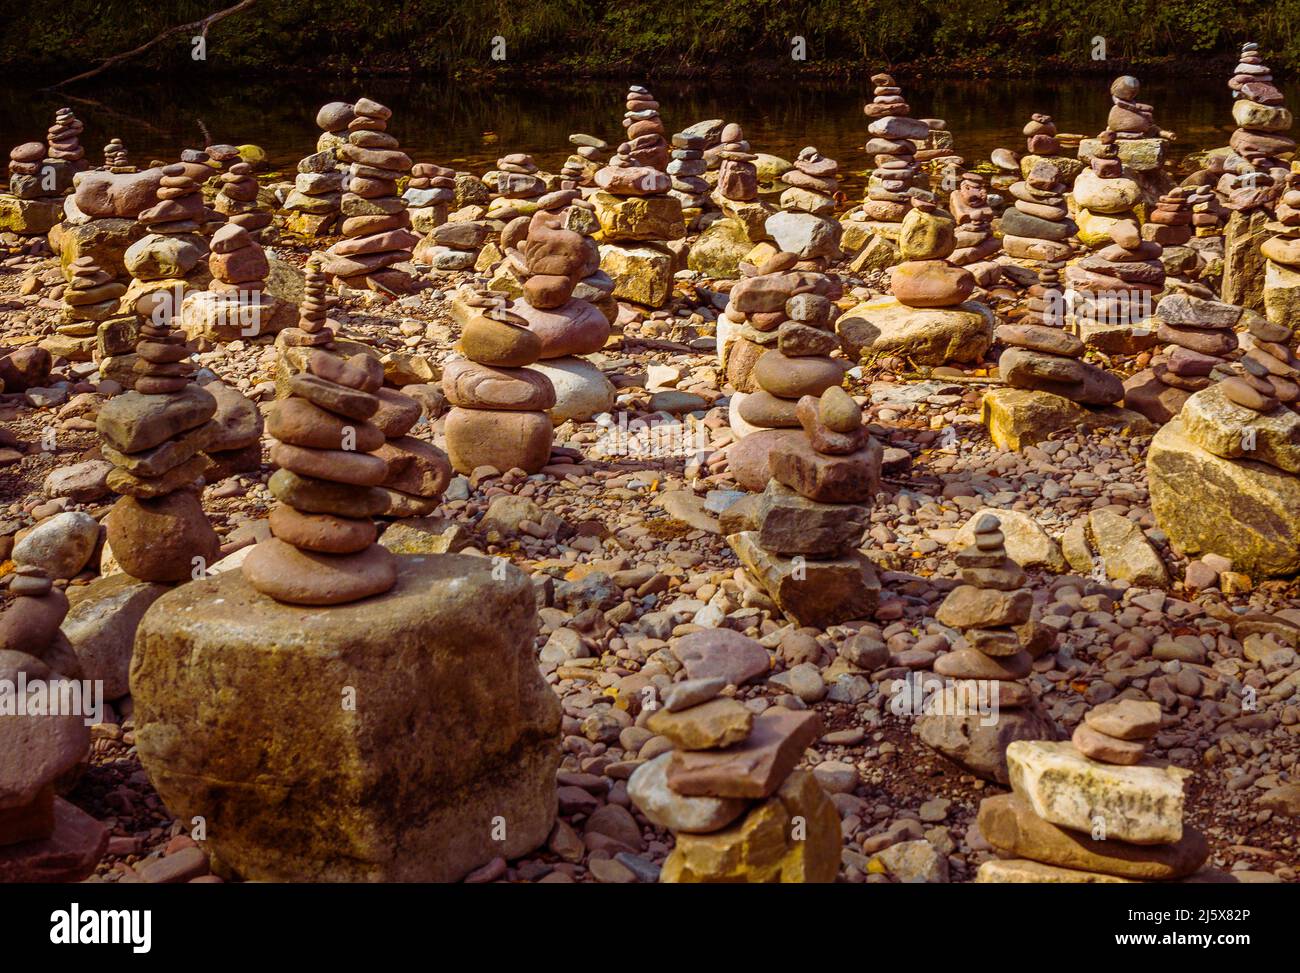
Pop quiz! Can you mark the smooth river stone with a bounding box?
[269,504,376,554]
[890,260,975,307]
[443,407,553,475]
[287,373,380,421]
[268,469,389,518]
[995,324,1083,357]
[510,298,610,359]
[270,442,390,486]
[242,537,397,606]
[267,398,386,452]
[627,753,748,833]
[459,313,543,367]
[1072,723,1145,765]
[753,350,844,399]
[96,385,217,454]
[442,358,555,411]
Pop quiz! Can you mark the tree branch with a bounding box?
[48,0,257,89]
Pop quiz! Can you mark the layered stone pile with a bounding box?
[122,163,211,317]
[322,97,418,292]
[628,694,838,883]
[445,299,555,475]
[1019,113,1084,182]
[102,138,129,171]
[215,162,271,240]
[1226,42,1294,184]
[728,386,882,628]
[1123,292,1242,424]
[54,256,126,362]
[666,130,710,216]
[1073,132,1144,247]
[1079,74,1173,173]
[948,171,1001,288]
[592,85,685,308]
[1144,185,1193,246]
[1001,160,1078,263]
[1147,309,1300,578]
[1262,175,1300,327]
[0,573,105,881]
[1066,218,1164,352]
[45,107,87,185]
[566,132,609,188]
[505,204,615,424]
[283,102,351,237]
[244,348,397,605]
[1,138,64,236]
[98,293,221,581]
[780,146,838,217]
[767,144,841,270]
[1186,183,1224,238]
[180,222,284,343]
[861,72,925,224]
[487,153,548,221]
[917,514,1058,784]
[405,162,456,233]
[976,707,1208,882]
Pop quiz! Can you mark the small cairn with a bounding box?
[283,102,351,237]
[713,123,759,204]
[976,704,1209,882]
[892,197,976,308]
[97,292,221,581]
[728,384,882,627]
[1066,218,1164,351]
[781,146,838,217]
[3,140,63,236]
[6,141,49,200]
[861,72,925,224]
[182,222,279,343]
[948,172,1001,286]
[1072,132,1144,247]
[0,579,105,881]
[55,255,126,362]
[245,348,397,605]
[487,153,548,221]
[215,162,272,240]
[1262,175,1300,327]
[566,132,609,188]
[1079,74,1174,174]
[45,107,87,181]
[1186,182,1225,237]
[412,166,489,272]
[1000,160,1078,263]
[666,129,710,216]
[1123,292,1243,424]
[322,97,418,292]
[405,162,456,232]
[1144,185,1194,247]
[1226,42,1294,184]
[629,694,839,883]
[444,297,556,475]
[102,138,130,172]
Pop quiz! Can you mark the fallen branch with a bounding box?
[49,0,257,89]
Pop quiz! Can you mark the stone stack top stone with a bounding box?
[215,161,271,238]
[245,347,397,605]
[628,695,840,883]
[45,107,86,169]
[315,101,355,154]
[861,72,926,223]
[323,97,419,292]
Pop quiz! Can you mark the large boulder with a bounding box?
[62,573,168,700]
[130,554,562,882]
[72,168,166,219]
[838,296,993,365]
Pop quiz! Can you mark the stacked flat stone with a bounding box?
[405,162,456,233]
[628,691,838,883]
[0,571,105,882]
[1001,160,1078,263]
[283,103,352,237]
[1079,75,1173,174]
[445,295,555,475]
[998,257,1125,406]
[1144,185,1193,246]
[244,349,397,605]
[781,146,838,218]
[1226,42,1294,185]
[1122,292,1243,424]
[728,385,882,627]
[667,130,710,214]
[1066,218,1163,344]
[949,172,1001,284]
[862,72,925,222]
[593,86,674,200]
[713,123,759,204]
[45,107,86,178]
[1262,178,1300,327]
[566,133,609,187]
[98,292,221,581]
[56,255,126,361]
[1186,183,1224,237]
[323,97,418,291]
[416,212,491,272]
[214,162,271,239]
[282,255,337,351]
[892,197,976,308]
[733,254,846,433]
[976,706,1209,883]
[205,222,276,338]
[1073,132,1144,247]
[487,153,548,221]
[102,138,129,172]
[7,141,50,200]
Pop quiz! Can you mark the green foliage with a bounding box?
[1,0,1298,77]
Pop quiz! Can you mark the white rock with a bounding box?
[627,753,748,833]
[12,511,100,579]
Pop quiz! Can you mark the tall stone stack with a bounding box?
[862,72,925,224]
[667,129,710,219]
[766,144,842,270]
[0,578,105,882]
[781,146,838,218]
[283,103,352,237]
[97,292,221,581]
[1144,185,1193,247]
[215,162,271,240]
[1078,74,1173,175]
[949,172,1002,288]
[1072,131,1145,247]
[45,107,87,187]
[1066,218,1164,352]
[591,85,685,309]
[629,698,839,883]
[976,707,1209,883]
[1262,175,1300,328]
[123,163,211,313]
[102,138,129,172]
[727,386,882,628]
[736,304,846,434]
[916,514,1059,784]
[1226,42,1294,187]
[444,300,555,475]
[323,97,418,293]
[1000,160,1078,263]
[1123,292,1242,424]
[55,256,127,362]
[1,141,64,236]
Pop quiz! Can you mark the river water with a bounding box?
[0,75,1246,193]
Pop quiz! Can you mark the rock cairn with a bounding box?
[1073,132,1143,247]
[487,153,548,221]
[1185,182,1225,237]
[6,140,50,200]
[3,140,63,236]
[566,132,609,187]
[1123,292,1242,424]
[102,138,129,171]
[976,708,1208,882]
[283,103,351,237]
[186,222,279,342]
[713,123,758,204]
[781,146,838,218]
[629,693,839,883]
[728,385,883,628]
[1144,185,1193,246]
[405,162,456,232]
[98,292,221,581]
[45,107,87,182]
[245,348,397,605]
[322,97,417,292]
[0,589,105,881]
[55,255,126,362]
[892,197,975,308]
[445,297,555,475]
[862,72,925,223]
[215,161,271,240]
[667,130,709,215]
[412,166,488,272]
[1001,160,1078,263]
[1079,74,1173,174]
[1024,112,1060,158]
[1066,218,1164,349]
[732,254,846,432]
[1226,42,1294,184]
[1262,176,1300,327]
[949,172,1001,286]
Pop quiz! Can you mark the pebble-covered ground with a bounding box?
[2,228,1297,885]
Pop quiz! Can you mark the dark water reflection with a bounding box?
[0,75,1246,194]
